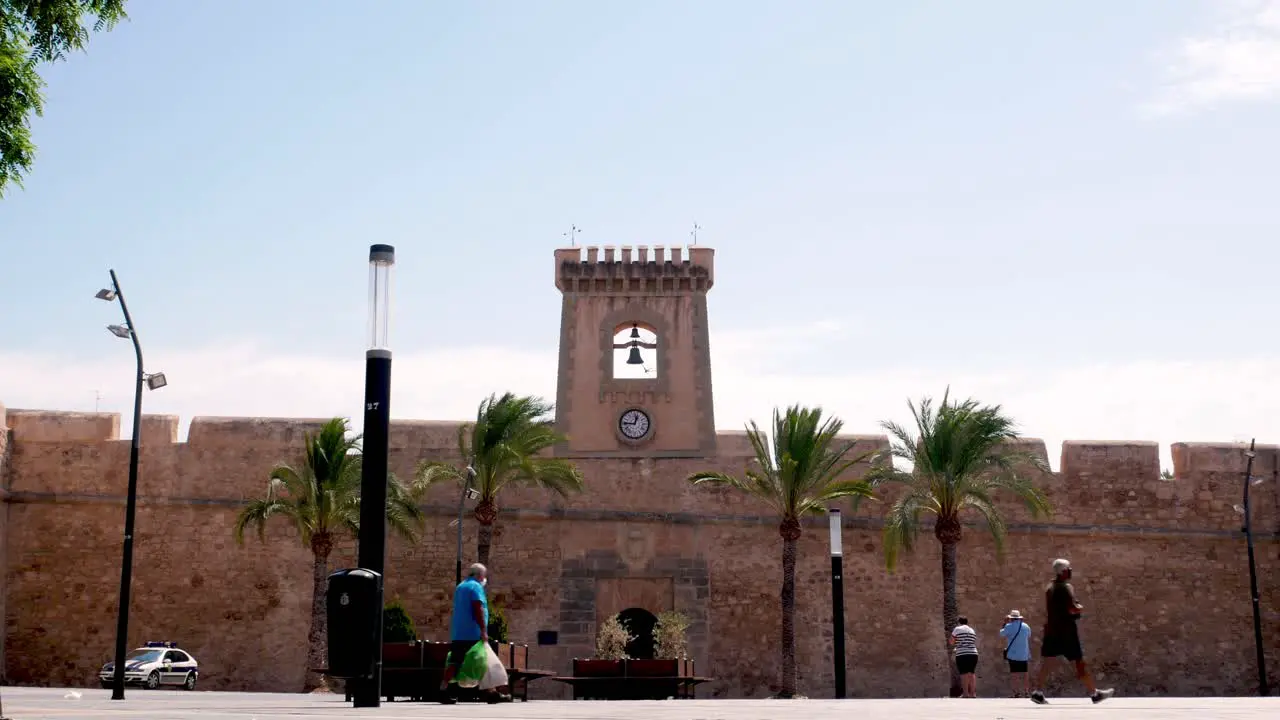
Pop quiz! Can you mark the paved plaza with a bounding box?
[0,687,1276,720]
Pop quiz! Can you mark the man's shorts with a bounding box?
[955,654,978,674]
[1039,632,1083,662]
[447,639,481,671]
[1007,659,1029,673]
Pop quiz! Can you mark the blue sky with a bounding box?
[3,0,1280,466]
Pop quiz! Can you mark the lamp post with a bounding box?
[352,245,394,708]
[456,466,477,585]
[95,272,166,701]
[829,508,846,699]
[1237,439,1270,696]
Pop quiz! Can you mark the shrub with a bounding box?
[653,610,690,659]
[595,613,633,660]
[383,597,417,643]
[488,599,510,643]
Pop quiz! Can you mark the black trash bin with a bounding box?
[326,568,383,679]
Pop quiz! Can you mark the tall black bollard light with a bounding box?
[830,508,846,699]
[352,244,394,708]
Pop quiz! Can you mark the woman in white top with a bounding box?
[949,615,979,698]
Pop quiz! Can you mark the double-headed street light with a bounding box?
[455,466,479,585]
[1233,439,1270,697]
[95,270,166,701]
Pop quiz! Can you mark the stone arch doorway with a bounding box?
[618,607,657,659]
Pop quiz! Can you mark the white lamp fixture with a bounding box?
[829,508,842,556]
[367,245,394,351]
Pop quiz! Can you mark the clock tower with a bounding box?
[552,245,717,458]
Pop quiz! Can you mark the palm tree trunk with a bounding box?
[475,500,497,569]
[477,521,493,568]
[779,519,801,698]
[305,533,333,693]
[940,539,961,698]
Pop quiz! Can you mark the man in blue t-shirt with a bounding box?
[1000,609,1032,697]
[439,563,509,704]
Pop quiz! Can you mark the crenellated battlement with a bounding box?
[4,404,1276,535]
[554,245,714,294]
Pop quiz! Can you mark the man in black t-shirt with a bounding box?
[1029,558,1114,705]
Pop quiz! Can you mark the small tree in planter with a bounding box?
[652,611,690,659]
[596,614,633,660]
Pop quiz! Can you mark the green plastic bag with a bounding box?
[448,641,489,688]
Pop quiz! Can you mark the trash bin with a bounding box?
[326,568,383,679]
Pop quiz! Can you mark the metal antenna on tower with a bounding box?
[691,222,701,246]
[564,224,582,247]
[95,390,101,412]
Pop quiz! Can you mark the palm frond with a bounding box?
[414,460,466,491]
[688,405,873,524]
[232,497,300,545]
[455,392,584,505]
[385,473,426,542]
[882,490,932,571]
[961,493,1009,561]
[874,390,1052,563]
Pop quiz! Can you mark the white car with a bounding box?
[98,642,199,690]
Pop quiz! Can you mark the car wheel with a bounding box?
[184,673,197,691]
[145,671,160,689]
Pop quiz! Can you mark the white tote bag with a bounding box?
[478,643,509,690]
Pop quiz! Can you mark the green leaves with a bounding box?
[0,0,128,197]
[688,405,874,526]
[416,392,585,506]
[233,416,425,551]
[869,388,1052,570]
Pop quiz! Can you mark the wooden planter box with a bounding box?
[572,658,624,677]
[624,658,680,677]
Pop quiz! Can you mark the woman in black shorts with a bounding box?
[949,616,980,698]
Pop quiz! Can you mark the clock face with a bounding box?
[618,409,651,440]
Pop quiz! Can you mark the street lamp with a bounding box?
[352,244,394,709]
[829,508,846,699]
[456,466,479,585]
[1232,439,1270,697]
[95,270,165,701]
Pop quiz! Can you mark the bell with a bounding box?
[626,345,644,365]
[629,324,640,339]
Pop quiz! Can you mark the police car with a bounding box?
[98,641,199,690]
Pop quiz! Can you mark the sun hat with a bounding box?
[1007,610,1022,619]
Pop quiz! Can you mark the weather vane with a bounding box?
[564,224,582,247]
[690,222,701,246]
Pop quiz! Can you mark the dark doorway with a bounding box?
[617,607,657,659]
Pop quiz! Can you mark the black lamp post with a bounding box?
[829,508,846,699]
[1238,439,1269,696]
[95,271,166,701]
[352,245,394,708]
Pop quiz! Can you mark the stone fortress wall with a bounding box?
[0,402,1276,698]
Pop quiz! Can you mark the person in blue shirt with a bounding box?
[438,563,509,704]
[999,610,1033,698]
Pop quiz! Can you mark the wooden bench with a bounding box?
[553,658,712,700]
[317,640,554,702]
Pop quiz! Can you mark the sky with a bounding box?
[3,0,1280,470]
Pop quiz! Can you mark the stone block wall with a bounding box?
[1,407,1277,698]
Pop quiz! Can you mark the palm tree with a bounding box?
[867,390,1051,697]
[415,392,584,567]
[687,405,874,698]
[232,417,425,692]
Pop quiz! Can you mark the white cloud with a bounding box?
[1,321,1275,471]
[1147,0,1280,114]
